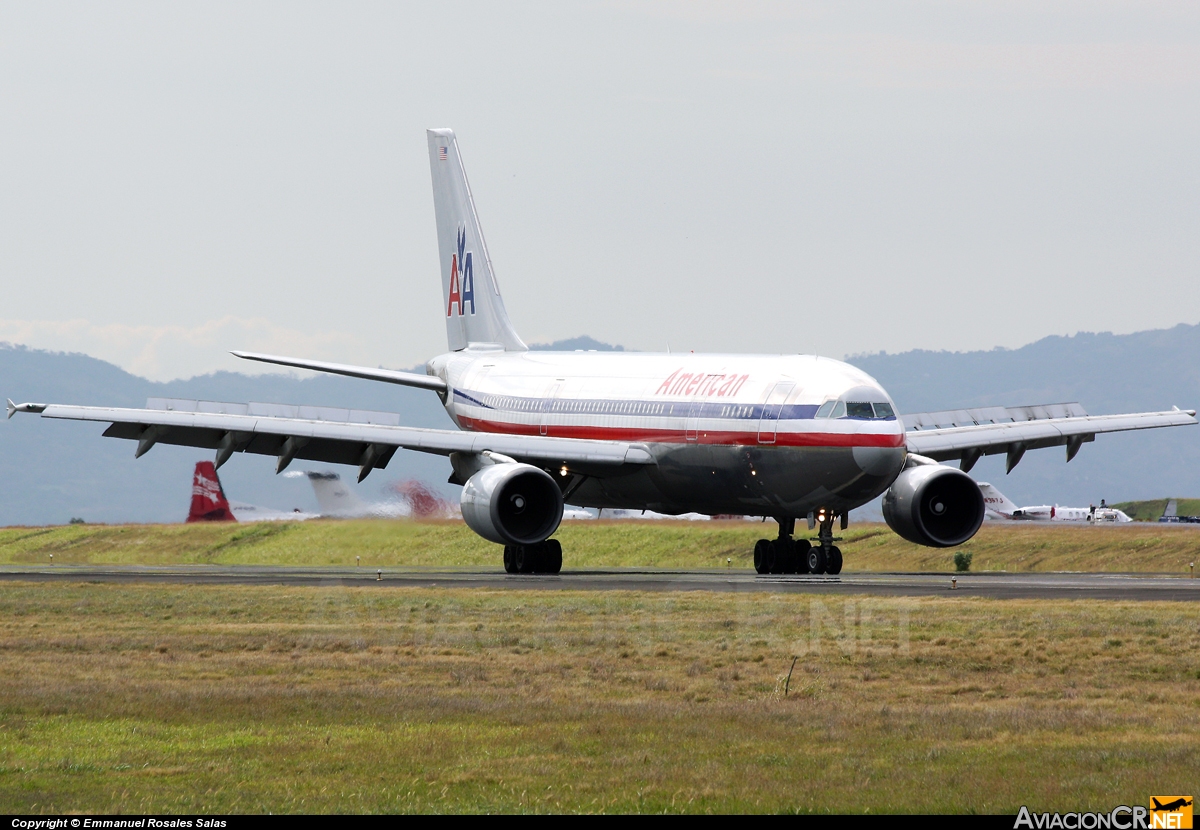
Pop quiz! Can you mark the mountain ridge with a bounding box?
[3,325,1198,525]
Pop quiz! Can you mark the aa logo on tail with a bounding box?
[1150,797,1193,829]
[447,227,475,317]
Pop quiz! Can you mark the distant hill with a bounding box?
[1110,499,1200,522]
[0,343,453,525]
[3,323,1199,525]
[530,336,623,352]
[847,323,1200,509]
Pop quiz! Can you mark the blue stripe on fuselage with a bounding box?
[450,388,895,422]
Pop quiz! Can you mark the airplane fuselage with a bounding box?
[428,347,907,518]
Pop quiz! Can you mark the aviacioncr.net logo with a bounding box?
[1016,800,1194,830]
[446,227,475,317]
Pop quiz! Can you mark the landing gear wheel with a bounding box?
[513,544,538,574]
[503,545,516,574]
[542,539,563,574]
[753,539,771,574]
[793,540,812,574]
[807,545,828,575]
[826,546,843,575]
[768,539,792,574]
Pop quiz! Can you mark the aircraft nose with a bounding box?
[853,446,904,477]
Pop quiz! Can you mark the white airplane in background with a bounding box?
[979,483,1132,523]
[282,470,410,518]
[9,129,1195,575]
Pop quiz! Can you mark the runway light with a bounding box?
[377,569,382,582]
[951,577,957,589]
[356,556,360,567]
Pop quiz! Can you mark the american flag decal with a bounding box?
[438,146,448,160]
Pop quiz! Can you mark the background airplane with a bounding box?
[978,482,1132,523]
[187,461,318,523]
[283,470,410,518]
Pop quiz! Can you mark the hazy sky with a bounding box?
[2,1,1198,380]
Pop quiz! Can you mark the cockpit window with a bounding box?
[814,399,895,420]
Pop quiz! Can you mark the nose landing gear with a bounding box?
[809,511,843,575]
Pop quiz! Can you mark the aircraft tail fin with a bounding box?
[978,482,1019,518]
[1163,498,1178,519]
[187,461,236,522]
[427,129,526,352]
[305,471,370,517]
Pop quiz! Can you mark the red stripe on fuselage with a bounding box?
[456,417,905,448]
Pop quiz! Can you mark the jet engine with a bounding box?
[460,462,564,546]
[882,463,985,548]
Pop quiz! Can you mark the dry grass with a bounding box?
[2,520,1200,574]
[0,582,1197,813]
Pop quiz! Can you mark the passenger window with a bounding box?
[846,402,874,419]
[873,402,895,419]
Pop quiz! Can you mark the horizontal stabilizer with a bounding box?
[232,351,447,394]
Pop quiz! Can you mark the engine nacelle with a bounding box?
[882,464,985,548]
[460,462,564,546]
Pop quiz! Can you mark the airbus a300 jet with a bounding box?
[8,130,1197,574]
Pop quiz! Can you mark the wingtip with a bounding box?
[6,400,46,418]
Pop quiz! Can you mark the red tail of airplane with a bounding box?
[187,461,237,523]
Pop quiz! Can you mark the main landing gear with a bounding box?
[753,516,843,575]
[503,539,563,575]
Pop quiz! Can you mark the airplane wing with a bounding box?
[8,397,654,480]
[903,402,1198,472]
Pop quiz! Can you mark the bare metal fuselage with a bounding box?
[429,348,907,518]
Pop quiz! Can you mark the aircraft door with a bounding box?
[757,382,795,445]
[685,377,711,441]
[539,381,563,436]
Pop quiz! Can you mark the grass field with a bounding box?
[2,519,1200,573]
[0,581,1196,813]
[1112,499,1200,522]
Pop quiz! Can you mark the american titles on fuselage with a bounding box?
[655,369,749,398]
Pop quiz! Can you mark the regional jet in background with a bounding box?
[10,130,1197,575]
[978,483,1132,523]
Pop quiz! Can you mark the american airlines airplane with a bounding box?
[7,129,1197,575]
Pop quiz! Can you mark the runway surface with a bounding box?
[1,564,1198,600]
